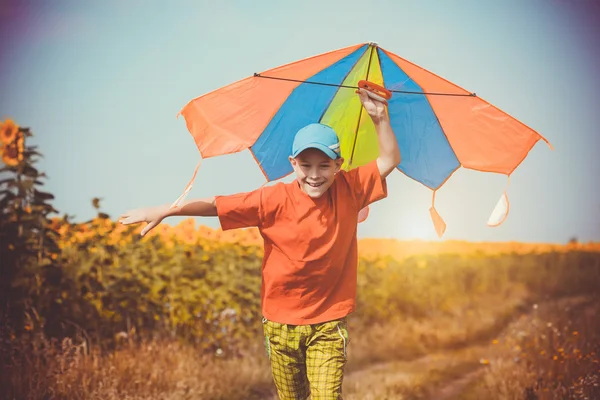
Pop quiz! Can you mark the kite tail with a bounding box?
[429,190,446,238]
[487,175,511,227]
[170,160,202,210]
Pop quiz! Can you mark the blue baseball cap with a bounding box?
[291,123,341,159]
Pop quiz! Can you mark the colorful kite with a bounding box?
[174,42,552,237]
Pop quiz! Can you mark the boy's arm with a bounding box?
[120,197,216,237]
[357,89,401,178]
[169,197,217,217]
[373,117,401,179]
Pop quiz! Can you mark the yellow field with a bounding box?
[2,217,599,400]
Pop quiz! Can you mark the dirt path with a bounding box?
[342,349,484,399]
[340,296,592,400]
[429,368,485,400]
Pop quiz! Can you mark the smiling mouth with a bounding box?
[307,182,324,188]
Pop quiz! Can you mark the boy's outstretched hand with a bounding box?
[357,88,388,123]
[119,205,169,237]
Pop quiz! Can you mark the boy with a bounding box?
[120,89,400,399]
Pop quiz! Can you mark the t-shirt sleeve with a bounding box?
[343,159,388,210]
[215,189,263,231]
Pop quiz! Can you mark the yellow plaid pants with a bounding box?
[262,316,349,400]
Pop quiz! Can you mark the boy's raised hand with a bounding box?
[357,88,388,123]
[119,205,169,237]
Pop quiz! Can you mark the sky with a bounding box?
[1,0,599,243]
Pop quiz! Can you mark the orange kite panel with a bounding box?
[382,49,551,175]
[178,44,364,159]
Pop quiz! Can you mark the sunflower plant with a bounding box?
[0,119,62,334]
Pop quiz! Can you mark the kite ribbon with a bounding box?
[429,190,446,238]
[170,160,202,210]
[487,175,511,227]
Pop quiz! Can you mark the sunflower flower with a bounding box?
[1,129,24,166]
[0,119,19,144]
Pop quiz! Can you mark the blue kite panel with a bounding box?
[378,49,460,189]
[252,45,368,181]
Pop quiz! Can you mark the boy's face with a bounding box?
[289,148,343,198]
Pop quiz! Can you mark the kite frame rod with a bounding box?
[253,73,477,97]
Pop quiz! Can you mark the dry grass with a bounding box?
[1,289,528,400]
[3,248,599,399]
[344,296,600,400]
[0,289,514,400]
[3,298,598,400]
[466,296,600,399]
[1,335,274,400]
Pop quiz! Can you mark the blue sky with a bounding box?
[1,0,599,243]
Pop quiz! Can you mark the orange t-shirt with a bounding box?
[215,160,387,325]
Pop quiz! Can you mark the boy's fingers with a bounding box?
[120,215,143,225]
[140,220,159,237]
[358,90,372,105]
[119,212,135,222]
[119,210,136,221]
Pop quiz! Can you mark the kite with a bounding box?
[173,42,552,237]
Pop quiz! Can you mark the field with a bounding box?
[2,217,599,400]
[2,121,599,399]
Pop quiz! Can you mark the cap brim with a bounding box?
[292,142,339,159]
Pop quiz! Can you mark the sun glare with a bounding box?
[398,213,441,241]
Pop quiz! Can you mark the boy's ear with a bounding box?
[334,157,344,172]
[289,155,296,167]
